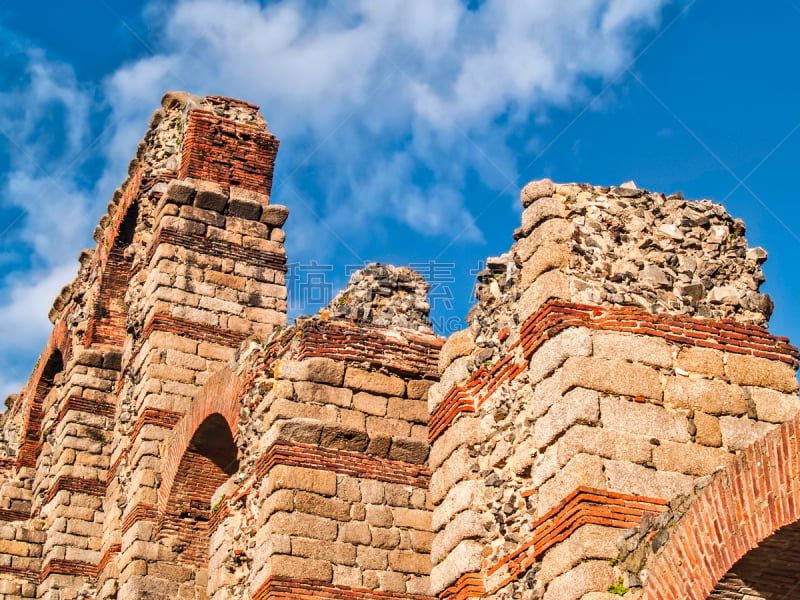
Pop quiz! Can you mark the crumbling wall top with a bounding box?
[323,263,433,332]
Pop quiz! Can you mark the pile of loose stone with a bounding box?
[324,263,433,332]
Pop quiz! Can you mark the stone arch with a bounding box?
[159,412,239,565]
[18,349,64,468]
[159,367,244,511]
[85,200,140,346]
[643,417,800,600]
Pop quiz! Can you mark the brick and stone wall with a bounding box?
[428,180,799,600]
[0,95,798,600]
[0,92,288,599]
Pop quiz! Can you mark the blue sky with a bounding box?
[1,0,799,398]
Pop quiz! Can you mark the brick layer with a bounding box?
[121,503,158,535]
[142,314,249,348]
[252,577,434,600]
[45,476,105,504]
[429,300,799,441]
[709,519,800,600]
[643,417,800,600]
[258,319,441,380]
[439,574,486,600]
[483,487,668,596]
[179,108,279,194]
[253,440,431,488]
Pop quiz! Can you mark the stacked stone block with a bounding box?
[428,180,799,599]
[198,304,441,599]
[103,97,287,600]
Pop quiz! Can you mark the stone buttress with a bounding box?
[427,180,799,599]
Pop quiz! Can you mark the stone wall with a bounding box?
[0,92,288,599]
[428,180,799,600]
[0,95,798,600]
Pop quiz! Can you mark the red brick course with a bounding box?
[45,475,105,504]
[643,416,800,600]
[253,440,431,487]
[252,577,434,600]
[178,108,279,195]
[459,487,668,598]
[148,227,288,272]
[258,318,441,381]
[429,300,799,442]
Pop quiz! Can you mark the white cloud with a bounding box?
[0,40,96,398]
[0,0,677,396]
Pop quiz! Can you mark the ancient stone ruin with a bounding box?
[0,92,798,600]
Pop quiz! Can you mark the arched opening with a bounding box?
[709,519,800,599]
[86,202,139,346]
[19,350,64,468]
[160,413,239,565]
[642,417,800,600]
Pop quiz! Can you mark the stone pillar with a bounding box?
[105,96,287,600]
[428,180,798,599]
[200,266,441,600]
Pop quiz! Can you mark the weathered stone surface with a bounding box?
[652,441,732,476]
[564,357,663,400]
[726,354,799,393]
[600,396,689,443]
[750,387,800,423]
[261,204,289,227]
[664,376,747,415]
[537,524,619,585]
[520,178,556,207]
[528,327,592,386]
[676,347,724,377]
[694,411,722,447]
[603,460,694,500]
[593,331,673,369]
[276,358,345,386]
[538,453,607,516]
[344,367,406,397]
[293,381,352,408]
[719,415,777,451]
[542,560,616,600]
[267,466,337,496]
[535,388,599,449]
[438,329,475,375]
[430,540,483,595]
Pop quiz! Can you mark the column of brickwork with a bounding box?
[107,97,288,600]
[428,180,797,600]
[198,316,440,600]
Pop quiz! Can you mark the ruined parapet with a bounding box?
[428,180,799,599]
[0,92,289,599]
[325,263,433,332]
[156,267,442,599]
